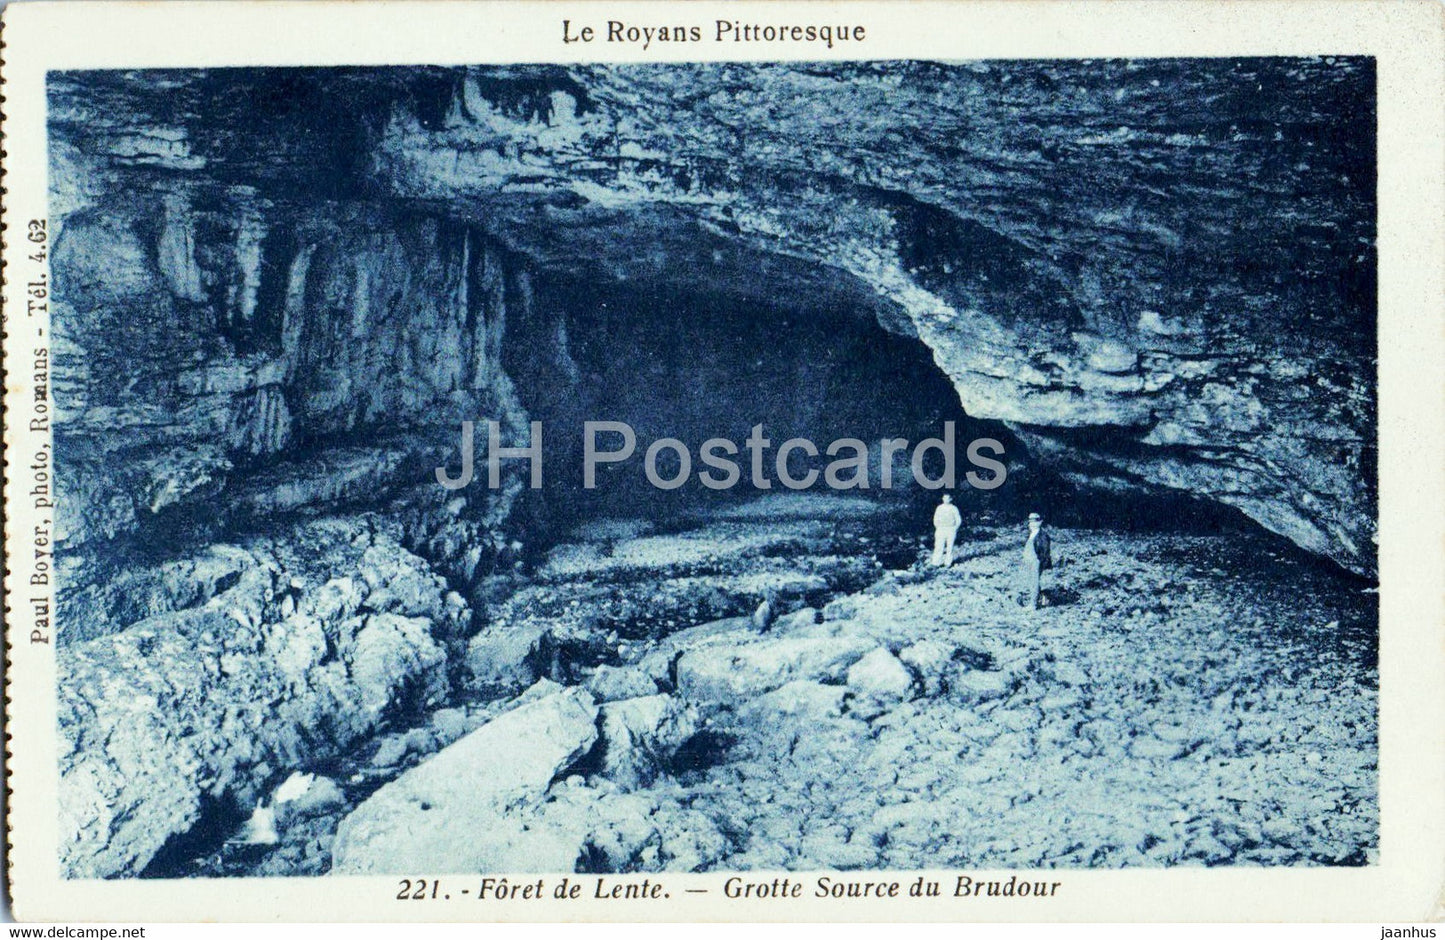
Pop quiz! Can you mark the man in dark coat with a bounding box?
[1020,512,1052,609]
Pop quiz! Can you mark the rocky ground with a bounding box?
[147,493,1376,877]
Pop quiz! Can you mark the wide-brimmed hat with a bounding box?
[1027,512,1043,521]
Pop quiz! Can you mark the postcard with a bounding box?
[3,0,1443,922]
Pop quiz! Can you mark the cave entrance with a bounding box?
[499,269,1021,546]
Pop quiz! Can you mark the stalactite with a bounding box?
[496,266,523,372]
[157,192,207,303]
[349,263,372,340]
[229,205,267,333]
[281,245,316,384]
[472,244,506,392]
[454,227,474,393]
[553,315,581,384]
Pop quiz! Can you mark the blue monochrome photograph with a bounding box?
[43,60,1377,879]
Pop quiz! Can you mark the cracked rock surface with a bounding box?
[155,500,1374,877]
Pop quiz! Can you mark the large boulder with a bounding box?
[505,777,731,874]
[845,649,916,718]
[898,639,955,696]
[950,667,1017,704]
[464,621,549,694]
[330,686,599,874]
[586,664,660,703]
[738,680,847,722]
[598,694,698,789]
[675,635,875,708]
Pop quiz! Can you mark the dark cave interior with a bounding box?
[492,262,1279,555]
[506,272,993,523]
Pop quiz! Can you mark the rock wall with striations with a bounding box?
[49,71,546,635]
[49,62,1377,582]
[48,71,553,876]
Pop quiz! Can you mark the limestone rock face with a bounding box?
[56,517,464,878]
[363,61,1375,572]
[330,686,599,874]
[47,152,537,639]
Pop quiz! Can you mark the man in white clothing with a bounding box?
[931,494,963,566]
